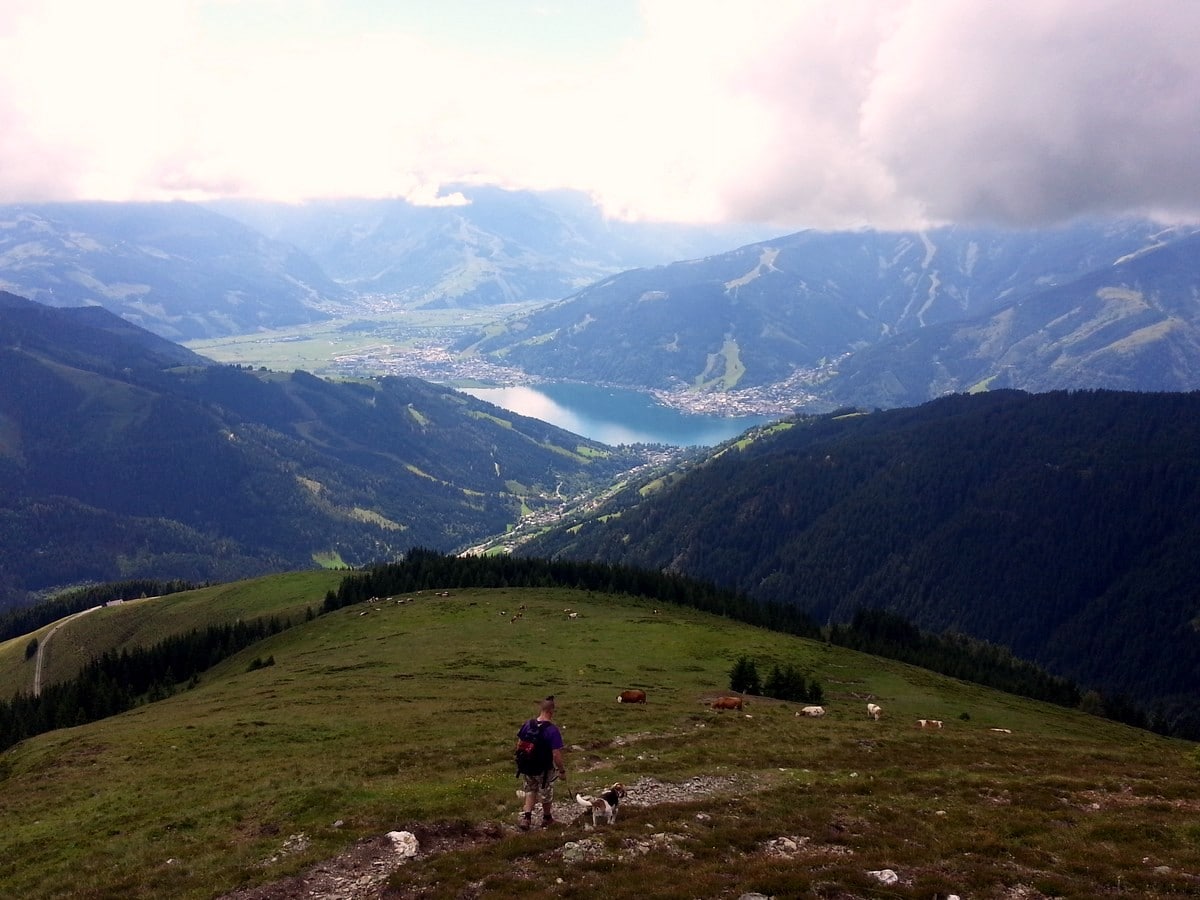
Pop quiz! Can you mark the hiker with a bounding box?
[515,696,567,829]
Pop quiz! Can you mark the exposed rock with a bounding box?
[386,831,418,858]
[622,774,750,807]
[867,868,899,885]
[561,838,606,864]
[621,832,692,859]
[762,836,806,857]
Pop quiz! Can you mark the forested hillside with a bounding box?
[520,389,1200,729]
[0,294,638,609]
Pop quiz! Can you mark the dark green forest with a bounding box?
[520,390,1200,731]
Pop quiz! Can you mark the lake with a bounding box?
[460,382,776,447]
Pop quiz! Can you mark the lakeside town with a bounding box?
[326,338,834,418]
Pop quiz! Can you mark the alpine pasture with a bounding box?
[1,576,1198,898]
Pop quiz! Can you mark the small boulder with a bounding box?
[387,830,419,858]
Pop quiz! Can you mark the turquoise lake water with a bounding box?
[460,382,776,447]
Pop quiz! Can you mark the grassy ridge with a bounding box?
[0,579,1197,898]
[0,572,343,697]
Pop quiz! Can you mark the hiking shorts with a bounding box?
[522,770,559,802]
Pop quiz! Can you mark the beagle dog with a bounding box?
[576,782,626,826]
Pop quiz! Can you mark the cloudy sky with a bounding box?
[2,0,1197,229]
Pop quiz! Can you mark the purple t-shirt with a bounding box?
[541,720,564,752]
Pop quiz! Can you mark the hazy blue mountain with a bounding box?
[0,293,637,609]
[0,202,349,341]
[209,186,779,307]
[461,220,1198,401]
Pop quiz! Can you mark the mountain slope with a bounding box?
[211,187,777,308]
[0,289,210,372]
[0,202,349,340]
[0,294,638,608]
[461,220,1198,400]
[820,232,1200,407]
[2,575,1197,899]
[518,389,1200,715]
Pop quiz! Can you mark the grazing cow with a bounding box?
[711,696,744,711]
[918,719,943,729]
[617,689,647,704]
[867,702,883,720]
[798,705,826,717]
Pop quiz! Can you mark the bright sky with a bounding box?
[2,0,1198,229]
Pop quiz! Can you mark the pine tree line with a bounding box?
[730,655,825,704]
[823,608,1191,737]
[323,548,823,640]
[828,608,1082,709]
[0,616,287,752]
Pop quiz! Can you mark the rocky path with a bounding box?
[217,774,753,900]
[32,606,99,697]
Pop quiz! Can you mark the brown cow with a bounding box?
[617,690,647,704]
[711,696,744,710]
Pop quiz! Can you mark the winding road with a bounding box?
[32,606,100,697]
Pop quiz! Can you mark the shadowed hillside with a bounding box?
[0,293,640,609]
[519,389,1200,731]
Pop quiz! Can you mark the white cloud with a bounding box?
[0,0,1196,228]
[856,0,1200,226]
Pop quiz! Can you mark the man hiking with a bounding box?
[514,696,566,829]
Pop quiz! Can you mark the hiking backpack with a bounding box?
[514,718,552,776]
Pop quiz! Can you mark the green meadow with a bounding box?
[1,577,1198,898]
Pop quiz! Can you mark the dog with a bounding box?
[576,782,626,826]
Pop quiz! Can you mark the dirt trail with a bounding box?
[32,606,99,697]
[31,596,158,696]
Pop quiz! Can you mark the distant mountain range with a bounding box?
[208,186,776,306]
[0,191,773,341]
[463,220,1200,407]
[0,292,639,609]
[4,192,1199,409]
[518,389,1200,717]
[0,202,348,341]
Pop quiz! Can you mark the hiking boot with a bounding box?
[519,813,532,831]
[542,815,555,828]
